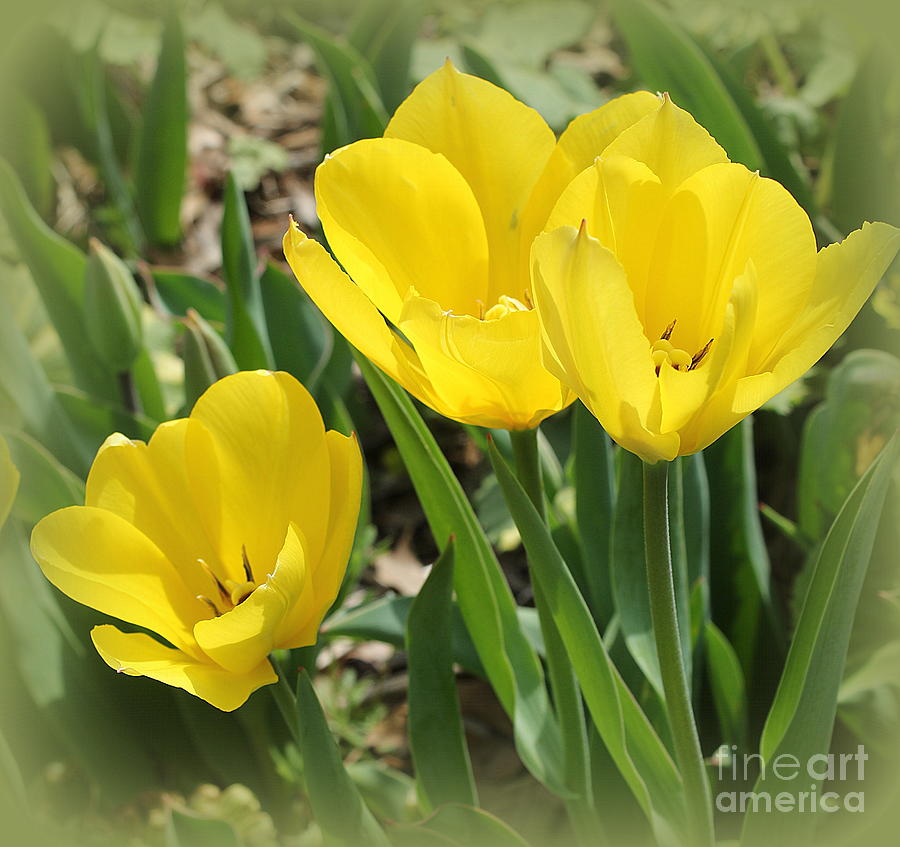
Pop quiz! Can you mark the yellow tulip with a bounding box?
[283,61,664,429]
[30,371,362,711]
[531,95,900,462]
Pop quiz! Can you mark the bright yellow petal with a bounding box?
[282,223,442,410]
[30,506,208,655]
[91,625,276,712]
[602,94,728,190]
[185,371,330,584]
[193,523,308,674]
[397,294,571,429]
[644,162,816,365]
[385,61,555,302]
[546,155,665,322]
[735,222,900,415]
[521,90,660,249]
[316,136,489,317]
[0,433,19,530]
[531,225,678,461]
[86,422,226,597]
[279,430,363,646]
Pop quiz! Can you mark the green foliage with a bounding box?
[221,173,273,370]
[292,669,391,847]
[742,435,899,847]
[134,9,187,247]
[406,541,478,810]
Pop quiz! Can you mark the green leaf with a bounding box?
[167,810,241,847]
[260,262,332,390]
[741,434,900,846]
[406,540,478,809]
[294,669,391,847]
[2,430,84,525]
[609,452,692,698]
[135,8,187,246]
[0,434,19,530]
[84,239,144,372]
[798,350,900,542]
[0,278,89,474]
[390,804,531,847]
[151,270,226,325]
[285,12,388,152]
[346,760,417,824]
[221,173,273,369]
[348,0,422,112]
[0,161,118,404]
[0,728,27,813]
[354,354,568,797]
[704,621,748,749]
[325,594,543,676]
[705,418,783,680]
[55,385,156,450]
[610,0,763,171]
[0,520,157,805]
[611,450,663,697]
[0,88,53,218]
[571,403,615,623]
[488,439,688,843]
[182,310,238,410]
[829,47,900,233]
[76,46,144,254]
[695,40,814,214]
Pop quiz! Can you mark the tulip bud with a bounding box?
[84,239,144,372]
[182,308,238,408]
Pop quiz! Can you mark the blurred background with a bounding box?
[0,0,899,845]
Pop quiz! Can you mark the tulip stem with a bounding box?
[271,657,302,747]
[642,461,714,847]
[508,428,600,847]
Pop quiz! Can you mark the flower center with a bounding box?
[195,546,257,617]
[651,320,713,376]
[476,291,533,321]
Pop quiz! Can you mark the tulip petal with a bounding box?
[86,422,227,597]
[186,371,330,585]
[546,155,665,322]
[522,90,659,247]
[531,225,678,461]
[316,136,489,317]
[602,94,728,190]
[282,223,442,411]
[91,625,276,712]
[398,295,571,430]
[31,506,208,655]
[645,162,816,364]
[193,523,308,674]
[735,222,900,415]
[279,430,363,645]
[385,61,555,302]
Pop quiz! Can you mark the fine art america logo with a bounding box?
[713,745,867,814]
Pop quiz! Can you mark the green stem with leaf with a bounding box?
[642,460,714,847]
[508,428,600,846]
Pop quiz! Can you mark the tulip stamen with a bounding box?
[661,319,676,341]
[242,545,254,582]
[523,288,534,310]
[476,300,485,320]
[198,558,230,603]
[689,339,714,371]
[197,594,222,617]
